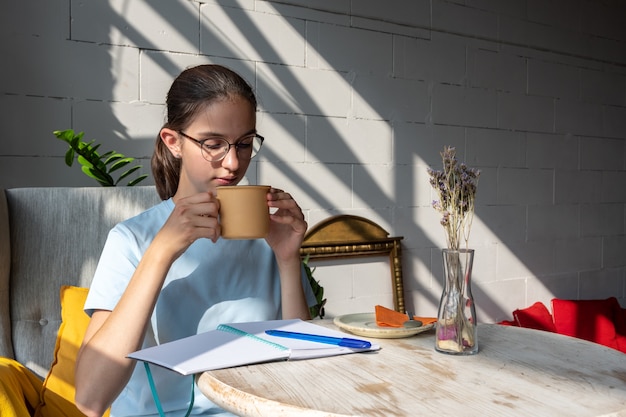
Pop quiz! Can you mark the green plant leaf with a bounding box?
[77,142,93,154]
[64,149,75,167]
[109,158,133,172]
[115,165,141,183]
[70,134,82,148]
[303,255,326,319]
[90,143,104,155]
[77,155,94,169]
[93,158,109,172]
[82,166,113,186]
[127,174,149,186]
[104,153,124,165]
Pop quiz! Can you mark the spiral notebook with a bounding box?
[128,319,379,375]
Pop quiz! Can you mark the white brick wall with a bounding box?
[1,0,625,322]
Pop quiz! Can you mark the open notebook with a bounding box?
[128,319,380,375]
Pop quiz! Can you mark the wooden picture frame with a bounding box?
[300,215,405,313]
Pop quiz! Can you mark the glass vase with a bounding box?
[435,249,478,355]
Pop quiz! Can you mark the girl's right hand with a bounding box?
[156,192,221,258]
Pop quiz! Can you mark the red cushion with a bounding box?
[513,302,556,333]
[614,305,626,335]
[615,335,626,353]
[551,298,619,349]
[498,320,517,327]
[613,304,626,353]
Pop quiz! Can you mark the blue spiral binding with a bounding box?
[216,324,289,351]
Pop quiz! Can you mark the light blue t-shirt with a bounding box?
[85,198,316,417]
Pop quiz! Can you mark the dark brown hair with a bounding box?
[151,65,257,200]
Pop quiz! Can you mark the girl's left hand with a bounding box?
[265,188,307,260]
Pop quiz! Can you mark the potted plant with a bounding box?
[53,129,148,186]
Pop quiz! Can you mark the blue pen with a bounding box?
[265,330,371,349]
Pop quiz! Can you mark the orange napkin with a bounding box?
[375,305,437,328]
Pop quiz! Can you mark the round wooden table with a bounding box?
[197,323,626,416]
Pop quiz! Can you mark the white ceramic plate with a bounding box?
[333,313,435,339]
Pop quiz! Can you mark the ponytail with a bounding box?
[151,135,181,200]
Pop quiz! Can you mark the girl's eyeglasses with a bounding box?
[178,131,264,162]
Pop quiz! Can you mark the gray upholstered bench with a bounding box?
[0,186,160,378]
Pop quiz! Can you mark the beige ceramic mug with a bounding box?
[217,185,271,239]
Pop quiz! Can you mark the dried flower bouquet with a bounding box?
[428,146,480,354]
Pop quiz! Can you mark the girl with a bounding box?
[74,65,315,417]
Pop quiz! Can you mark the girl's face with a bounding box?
[166,95,256,198]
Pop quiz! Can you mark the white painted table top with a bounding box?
[197,322,626,417]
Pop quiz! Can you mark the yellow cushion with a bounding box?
[36,286,110,417]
